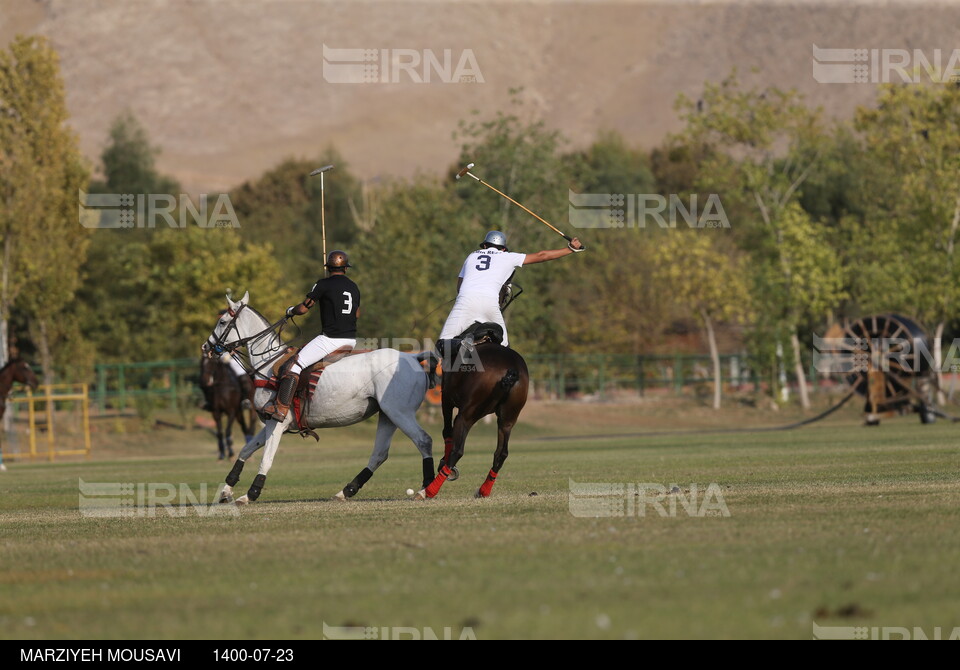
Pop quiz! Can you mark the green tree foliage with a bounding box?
[88,111,180,195]
[676,73,837,405]
[565,129,655,196]
[350,180,475,344]
[0,35,90,378]
[453,98,581,353]
[230,151,361,293]
[651,232,751,408]
[75,228,292,362]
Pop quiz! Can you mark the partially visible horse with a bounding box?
[199,356,256,460]
[203,291,437,503]
[0,359,40,472]
[417,337,529,499]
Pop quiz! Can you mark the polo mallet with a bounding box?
[309,165,335,273]
[456,162,584,249]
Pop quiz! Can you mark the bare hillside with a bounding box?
[2,0,959,192]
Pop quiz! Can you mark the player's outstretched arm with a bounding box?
[523,237,584,265]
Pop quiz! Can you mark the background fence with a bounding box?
[9,353,784,413]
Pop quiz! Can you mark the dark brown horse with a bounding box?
[418,342,529,499]
[0,359,40,471]
[199,357,255,460]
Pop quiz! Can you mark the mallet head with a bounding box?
[309,165,335,177]
[455,163,475,180]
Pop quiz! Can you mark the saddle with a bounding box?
[255,345,362,439]
[437,322,504,373]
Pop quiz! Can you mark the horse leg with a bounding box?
[235,417,289,505]
[225,408,236,459]
[476,415,514,499]
[220,423,269,503]
[334,412,394,501]
[214,410,226,460]
[438,384,459,481]
[420,412,475,499]
[234,396,252,448]
[381,404,434,491]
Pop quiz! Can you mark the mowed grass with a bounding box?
[1,403,959,640]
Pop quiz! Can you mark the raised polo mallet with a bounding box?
[309,164,335,272]
[455,162,584,249]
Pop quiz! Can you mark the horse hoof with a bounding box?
[414,489,427,501]
[474,488,486,499]
[333,490,347,501]
[448,466,460,482]
[218,485,235,504]
[235,495,250,506]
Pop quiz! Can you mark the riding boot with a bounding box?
[264,371,299,422]
[238,374,254,410]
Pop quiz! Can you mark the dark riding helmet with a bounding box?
[325,250,352,269]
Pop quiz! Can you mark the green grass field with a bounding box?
[1,400,958,640]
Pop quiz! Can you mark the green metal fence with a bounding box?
[92,359,200,412]
[26,353,773,411]
[525,353,759,399]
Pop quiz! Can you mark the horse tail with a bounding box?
[416,351,440,389]
[499,368,520,391]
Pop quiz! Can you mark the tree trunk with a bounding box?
[791,331,811,410]
[36,317,54,387]
[1,234,9,368]
[701,310,722,410]
[935,321,945,406]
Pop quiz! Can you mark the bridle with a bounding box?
[204,304,295,377]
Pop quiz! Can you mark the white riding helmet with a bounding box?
[482,230,507,249]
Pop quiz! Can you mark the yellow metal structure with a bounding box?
[5,384,91,461]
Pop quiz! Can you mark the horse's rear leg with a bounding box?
[476,389,525,498]
[476,419,513,498]
[334,412,396,501]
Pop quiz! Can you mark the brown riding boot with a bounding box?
[264,371,299,422]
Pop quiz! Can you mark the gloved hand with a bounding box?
[285,305,297,318]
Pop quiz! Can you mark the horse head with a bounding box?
[14,360,39,391]
[203,290,252,358]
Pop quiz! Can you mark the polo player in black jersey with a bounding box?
[263,250,361,421]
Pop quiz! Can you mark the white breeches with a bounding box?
[438,294,508,346]
[290,335,356,375]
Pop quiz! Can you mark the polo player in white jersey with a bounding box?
[438,230,584,347]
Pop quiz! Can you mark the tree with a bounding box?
[351,180,475,344]
[854,83,960,400]
[230,151,361,303]
[0,35,90,379]
[452,96,578,353]
[88,110,180,195]
[676,72,830,407]
[74,228,292,362]
[651,232,751,409]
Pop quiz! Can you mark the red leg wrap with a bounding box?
[477,469,498,498]
[424,464,451,498]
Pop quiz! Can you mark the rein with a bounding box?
[206,304,301,379]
